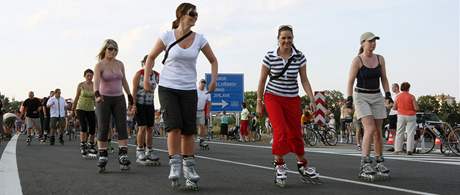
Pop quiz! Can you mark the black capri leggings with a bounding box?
[76,110,96,135]
[96,95,128,142]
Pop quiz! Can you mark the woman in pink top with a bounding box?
[93,39,134,172]
[393,82,419,155]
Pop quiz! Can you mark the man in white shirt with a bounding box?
[196,79,211,149]
[46,88,67,145]
[386,83,400,152]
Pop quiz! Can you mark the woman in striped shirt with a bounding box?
[256,25,321,187]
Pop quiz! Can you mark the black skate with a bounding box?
[358,157,376,182]
[199,139,209,150]
[26,135,32,146]
[97,150,108,173]
[145,148,161,166]
[59,135,64,145]
[118,147,131,171]
[80,142,88,158]
[87,143,98,159]
[374,156,390,180]
[49,136,55,146]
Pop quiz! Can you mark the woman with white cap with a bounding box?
[346,32,392,181]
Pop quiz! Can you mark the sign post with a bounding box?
[314,91,326,125]
[205,73,244,112]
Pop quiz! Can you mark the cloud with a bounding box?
[24,9,49,30]
[117,25,151,51]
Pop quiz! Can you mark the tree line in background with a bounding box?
[2,92,460,128]
[242,91,460,130]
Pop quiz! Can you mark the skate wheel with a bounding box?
[98,167,106,173]
[171,180,180,188]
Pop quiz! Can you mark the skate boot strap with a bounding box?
[99,149,108,157]
[274,159,285,166]
[183,157,196,166]
[375,156,385,163]
[360,156,373,164]
[296,159,308,169]
[118,147,128,155]
[169,155,182,165]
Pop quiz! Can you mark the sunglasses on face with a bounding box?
[107,47,118,52]
[188,10,198,17]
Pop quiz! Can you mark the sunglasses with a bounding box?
[107,47,118,52]
[188,10,198,17]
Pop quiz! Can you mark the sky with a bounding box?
[0,0,458,108]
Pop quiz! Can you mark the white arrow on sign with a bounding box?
[212,99,229,109]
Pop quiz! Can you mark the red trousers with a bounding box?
[264,93,304,156]
[240,120,249,136]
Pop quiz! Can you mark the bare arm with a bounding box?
[201,43,218,92]
[256,65,270,117]
[132,71,141,105]
[144,39,166,92]
[347,57,361,97]
[120,62,131,96]
[379,55,390,93]
[93,62,102,92]
[72,83,82,111]
[393,98,398,111]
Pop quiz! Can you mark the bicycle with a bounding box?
[412,118,460,156]
[303,123,338,146]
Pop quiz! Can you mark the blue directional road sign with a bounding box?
[205,73,244,112]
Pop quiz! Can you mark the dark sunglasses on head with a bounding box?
[107,47,118,51]
[188,11,198,17]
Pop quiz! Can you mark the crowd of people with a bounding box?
[0,2,426,191]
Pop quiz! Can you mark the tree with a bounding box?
[243,91,257,114]
[417,95,439,113]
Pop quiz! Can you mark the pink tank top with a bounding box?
[100,70,123,96]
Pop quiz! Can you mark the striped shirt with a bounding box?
[262,48,306,97]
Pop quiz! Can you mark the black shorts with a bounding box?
[159,86,197,135]
[136,104,155,127]
[220,123,228,135]
[388,115,397,129]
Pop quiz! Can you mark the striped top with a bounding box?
[262,48,306,97]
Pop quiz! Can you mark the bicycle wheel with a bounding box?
[446,128,460,156]
[414,128,435,154]
[325,129,338,146]
[304,128,317,146]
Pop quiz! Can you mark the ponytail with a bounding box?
[172,19,179,29]
[358,46,363,55]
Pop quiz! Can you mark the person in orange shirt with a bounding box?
[301,109,313,125]
[393,82,419,155]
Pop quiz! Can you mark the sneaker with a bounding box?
[392,151,404,155]
[387,147,395,152]
[407,151,413,155]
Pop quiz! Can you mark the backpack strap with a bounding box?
[161,31,194,64]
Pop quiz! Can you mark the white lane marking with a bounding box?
[153,137,460,166]
[123,142,438,195]
[0,134,23,195]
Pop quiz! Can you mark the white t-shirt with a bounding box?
[46,96,66,118]
[159,30,208,90]
[197,88,211,111]
[389,92,400,116]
